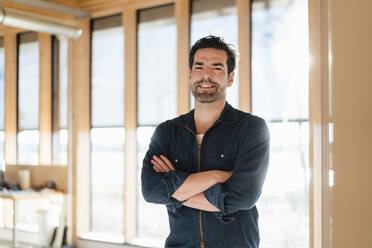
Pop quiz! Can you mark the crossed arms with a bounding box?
[141,116,270,219]
[151,154,232,212]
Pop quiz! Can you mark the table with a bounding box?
[0,189,64,248]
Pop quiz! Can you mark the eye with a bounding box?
[213,67,222,71]
[194,66,202,70]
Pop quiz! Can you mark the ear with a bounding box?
[227,71,234,87]
[188,68,192,79]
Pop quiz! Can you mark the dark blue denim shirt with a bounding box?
[141,103,270,248]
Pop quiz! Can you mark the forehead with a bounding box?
[193,48,228,64]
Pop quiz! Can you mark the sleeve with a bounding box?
[203,116,270,222]
[141,123,190,211]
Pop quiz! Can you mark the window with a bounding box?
[17,32,40,165]
[90,14,125,239]
[190,0,239,108]
[52,36,69,165]
[136,4,177,246]
[0,37,4,163]
[251,0,309,247]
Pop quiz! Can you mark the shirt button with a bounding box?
[220,154,224,158]
[175,159,178,163]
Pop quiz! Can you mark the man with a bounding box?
[141,35,270,248]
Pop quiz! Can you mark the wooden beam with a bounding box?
[123,8,137,241]
[3,32,17,229]
[67,37,75,244]
[1,0,77,26]
[39,33,53,165]
[72,18,91,238]
[176,0,190,115]
[4,33,18,165]
[79,0,175,18]
[308,0,331,247]
[237,0,251,112]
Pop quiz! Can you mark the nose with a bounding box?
[201,67,213,81]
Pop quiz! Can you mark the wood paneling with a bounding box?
[39,33,53,165]
[330,0,372,247]
[123,8,137,241]
[176,0,190,114]
[237,0,251,112]
[5,164,68,192]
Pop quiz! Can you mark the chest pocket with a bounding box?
[207,152,236,171]
[170,151,194,172]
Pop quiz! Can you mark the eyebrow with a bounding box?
[211,63,224,67]
[193,62,225,67]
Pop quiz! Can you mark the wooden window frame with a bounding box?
[0,0,331,247]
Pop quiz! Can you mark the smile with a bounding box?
[198,84,215,88]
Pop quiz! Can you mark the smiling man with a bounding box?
[141,35,270,248]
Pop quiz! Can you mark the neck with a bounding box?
[193,97,226,134]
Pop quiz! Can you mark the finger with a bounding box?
[153,155,170,172]
[151,159,166,173]
[160,155,176,171]
[152,165,161,172]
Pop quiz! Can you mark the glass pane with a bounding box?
[52,36,68,165]
[52,129,68,165]
[251,0,309,121]
[15,196,63,242]
[190,0,239,108]
[138,5,177,126]
[251,1,309,247]
[0,45,4,130]
[17,130,39,165]
[58,36,68,129]
[90,127,124,235]
[18,34,39,130]
[91,16,124,128]
[136,126,168,247]
[257,122,309,248]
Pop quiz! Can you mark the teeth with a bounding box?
[200,85,212,88]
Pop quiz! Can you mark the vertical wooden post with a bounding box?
[123,8,137,241]
[4,32,17,229]
[176,0,190,115]
[4,33,17,165]
[308,0,331,247]
[237,0,251,113]
[39,33,52,165]
[72,19,91,238]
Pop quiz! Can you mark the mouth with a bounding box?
[198,84,215,89]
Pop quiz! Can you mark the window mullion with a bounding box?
[237,0,251,112]
[39,33,53,165]
[123,8,138,242]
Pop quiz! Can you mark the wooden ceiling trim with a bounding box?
[1,0,78,26]
[78,0,175,18]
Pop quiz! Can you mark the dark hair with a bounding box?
[189,35,237,75]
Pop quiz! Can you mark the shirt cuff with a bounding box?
[204,183,234,224]
[161,170,189,211]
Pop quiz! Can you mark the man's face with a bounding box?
[189,48,234,104]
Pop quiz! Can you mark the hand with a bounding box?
[151,155,176,173]
[216,170,233,183]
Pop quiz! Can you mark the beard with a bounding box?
[190,79,227,103]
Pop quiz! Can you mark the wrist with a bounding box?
[212,170,223,183]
